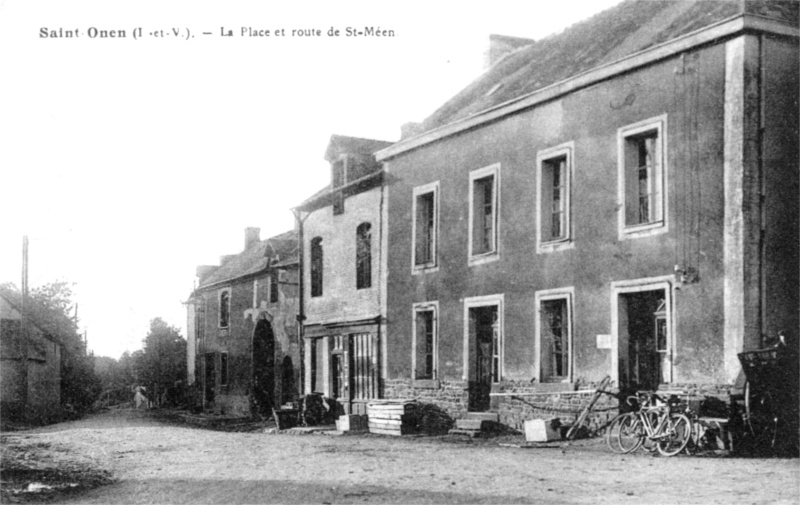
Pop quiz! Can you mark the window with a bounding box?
[310,237,323,297]
[269,273,279,303]
[219,289,230,328]
[220,352,229,386]
[413,303,438,380]
[618,116,667,238]
[356,223,372,289]
[469,164,500,264]
[537,143,574,252]
[412,182,439,271]
[535,289,573,383]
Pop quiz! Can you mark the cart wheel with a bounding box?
[744,380,778,450]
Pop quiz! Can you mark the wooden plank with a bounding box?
[368,424,414,435]
[367,414,415,422]
[368,418,407,426]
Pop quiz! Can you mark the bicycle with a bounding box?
[616,392,693,457]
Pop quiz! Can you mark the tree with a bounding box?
[136,318,187,406]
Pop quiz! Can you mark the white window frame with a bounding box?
[536,142,575,253]
[411,301,439,382]
[610,276,675,387]
[617,114,668,240]
[411,181,440,274]
[462,293,504,382]
[218,287,232,329]
[468,163,501,266]
[534,287,574,383]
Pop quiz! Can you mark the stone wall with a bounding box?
[383,379,469,421]
[385,378,736,433]
[493,381,619,432]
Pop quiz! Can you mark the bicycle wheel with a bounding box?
[617,414,644,453]
[657,413,692,457]
[605,413,632,454]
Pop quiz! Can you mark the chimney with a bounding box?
[245,227,261,250]
[400,122,424,140]
[485,34,534,69]
[196,265,216,281]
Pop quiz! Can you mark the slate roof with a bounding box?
[417,0,797,134]
[198,230,298,289]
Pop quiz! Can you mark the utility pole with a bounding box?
[20,236,29,416]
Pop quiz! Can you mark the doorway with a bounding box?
[204,353,215,405]
[617,287,670,391]
[468,304,500,412]
[252,319,276,416]
[281,356,295,406]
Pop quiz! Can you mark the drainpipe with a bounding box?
[292,208,308,395]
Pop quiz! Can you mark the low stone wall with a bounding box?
[492,381,620,432]
[383,379,469,420]
[384,378,735,432]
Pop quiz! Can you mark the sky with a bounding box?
[0,0,623,359]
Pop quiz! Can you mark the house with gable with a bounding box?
[376,0,798,430]
[294,134,393,415]
[187,228,301,417]
[0,286,63,423]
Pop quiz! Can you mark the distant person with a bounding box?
[134,386,148,410]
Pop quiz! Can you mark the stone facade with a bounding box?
[189,229,301,417]
[377,8,798,427]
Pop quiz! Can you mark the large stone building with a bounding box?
[295,135,392,415]
[187,228,300,417]
[375,0,799,429]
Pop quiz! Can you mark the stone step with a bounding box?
[464,412,499,423]
[455,419,485,431]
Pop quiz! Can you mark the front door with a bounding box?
[469,306,498,411]
[618,289,668,391]
[204,353,215,405]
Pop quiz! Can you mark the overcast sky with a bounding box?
[0,0,623,359]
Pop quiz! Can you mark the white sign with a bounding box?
[596,334,613,349]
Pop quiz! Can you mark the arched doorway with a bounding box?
[252,319,276,416]
[281,356,296,405]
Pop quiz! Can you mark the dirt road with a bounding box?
[3,409,799,504]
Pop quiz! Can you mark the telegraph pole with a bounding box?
[20,236,29,415]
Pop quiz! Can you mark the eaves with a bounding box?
[376,14,798,162]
